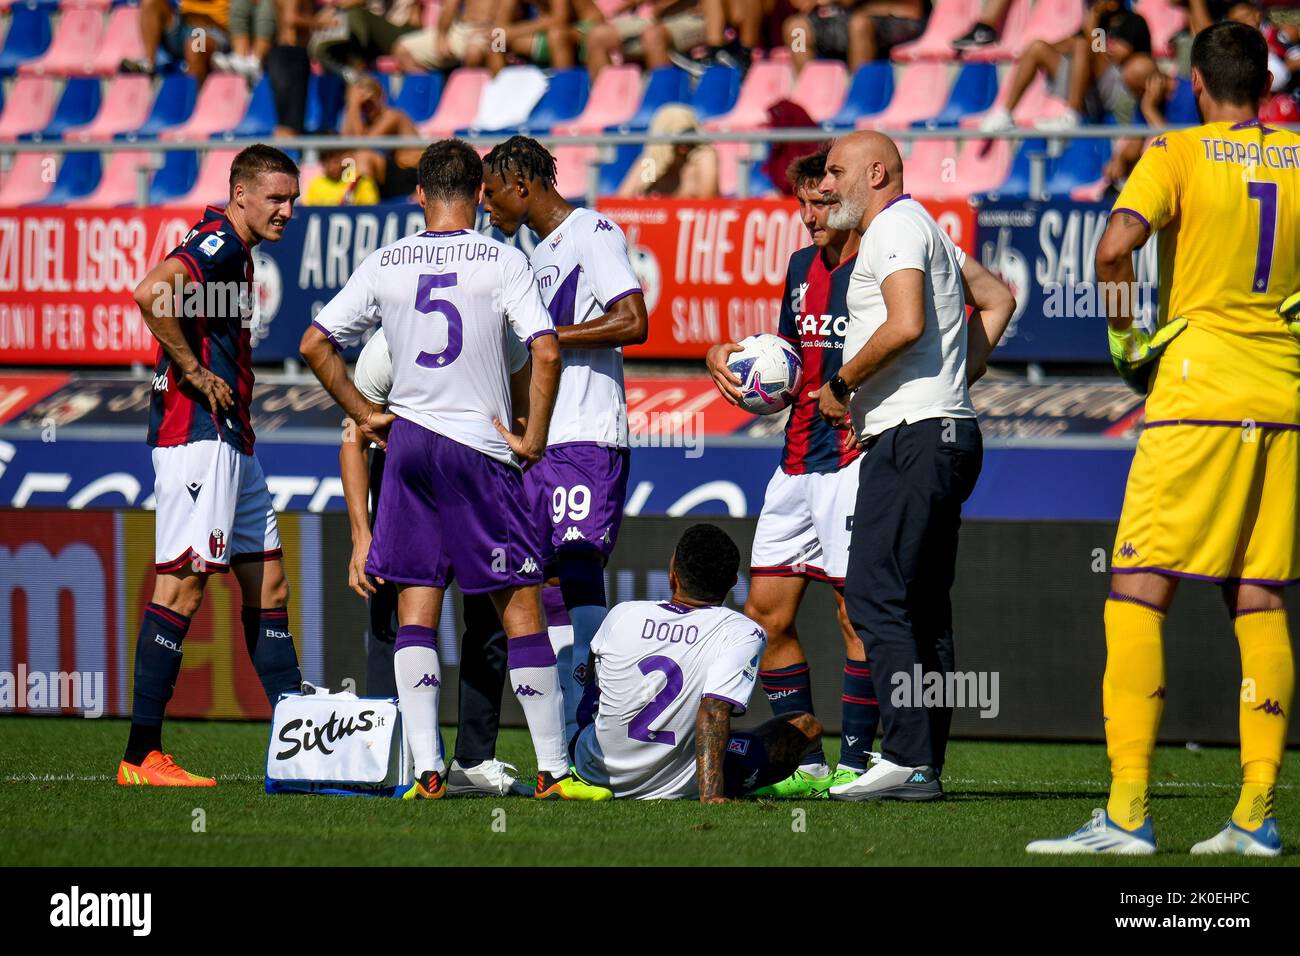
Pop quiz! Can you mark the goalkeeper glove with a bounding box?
[1107,316,1188,395]
[1281,291,1300,340]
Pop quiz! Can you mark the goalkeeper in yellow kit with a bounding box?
[1028,21,1299,856]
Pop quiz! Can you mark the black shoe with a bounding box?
[714,40,751,75]
[120,57,156,75]
[952,23,999,51]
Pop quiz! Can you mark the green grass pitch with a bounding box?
[0,717,1294,866]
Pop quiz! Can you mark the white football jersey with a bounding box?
[314,228,553,465]
[572,600,767,800]
[353,325,531,408]
[529,207,642,447]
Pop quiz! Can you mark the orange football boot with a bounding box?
[116,751,217,787]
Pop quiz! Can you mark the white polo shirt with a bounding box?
[843,195,975,438]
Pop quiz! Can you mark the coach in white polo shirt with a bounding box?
[814,131,1014,803]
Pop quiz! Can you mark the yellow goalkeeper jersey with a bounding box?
[1112,119,1300,426]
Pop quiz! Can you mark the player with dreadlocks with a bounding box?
[483,135,649,745]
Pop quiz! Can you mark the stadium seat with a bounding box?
[0,75,58,141]
[690,64,741,122]
[1164,77,1197,124]
[392,72,444,124]
[129,73,198,139]
[90,5,146,75]
[789,60,848,126]
[18,7,104,76]
[553,144,595,201]
[165,149,238,206]
[598,141,641,194]
[959,74,1071,129]
[890,0,982,62]
[1134,0,1186,59]
[901,138,959,197]
[81,149,153,206]
[1044,136,1109,195]
[965,0,1084,63]
[620,66,689,131]
[0,151,57,204]
[824,62,894,129]
[995,137,1050,197]
[421,68,489,137]
[34,76,103,141]
[160,74,251,141]
[749,162,779,198]
[959,0,1030,61]
[918,61,997,127]
[229,75,278,139]
[1070,178,1111,201]
[954,137,1014,196]
[61,0,113,9]
[859,61,949,130]
[706,61,792,130]
[0,5,53,75]
[554,64,642,134]
[525,68,589,133]
[305,71,345,133]
[469,65,547,132]
[34,150,100,203]
[148,149,199,203]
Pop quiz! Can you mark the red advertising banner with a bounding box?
[600,197,977,359]
[0,207,203,365]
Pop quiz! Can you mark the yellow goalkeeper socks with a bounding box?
[1103,594,1166,830]
[1232,608,1292,830]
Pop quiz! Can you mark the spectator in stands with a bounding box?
[341,76,423,202]
[784,0,930,73]
[214,0,276,81]
[762,100,825,196]
[486,0,606,74]
[666,0,778,73]
[586,1,704,75]
[314,0,423,81]
[952,0,1011,51]
[978,0,1155,132]
[617,103,720,198]
[265,0,323,136]
[391,0,495,73]
[121,0,233,84]
[304,146,381,205]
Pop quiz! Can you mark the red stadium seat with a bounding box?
[890,0,982,62]
[553,64,642,134]
[953,137,1014,195]
[91,5,146,76]
[705,60,793,130]
[859,62,948,129]
[1134,0,1187,58]
[553,144,595,200]
[789,60,848,125]
[160,75,250,141]
[18,7,104,76]
[162,148,238,206]
[0,75,58,141]
[964,0,1082,62]
[80,149,152,206]
[901,138,959,196]
[0,152,57,204]
[66,74,153,141]
[420,68,490,138]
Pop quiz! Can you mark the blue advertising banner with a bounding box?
[976,200,1160,363]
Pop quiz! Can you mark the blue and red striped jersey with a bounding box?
[148,206,257,454]
[777,245,861,476]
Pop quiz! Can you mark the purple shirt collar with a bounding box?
[421,229,469,237]
[882,192,912,211]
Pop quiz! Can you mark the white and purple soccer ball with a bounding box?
[726,334,803,416]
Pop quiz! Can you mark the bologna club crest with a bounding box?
[209,528,227,560]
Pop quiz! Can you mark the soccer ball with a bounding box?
[726,334,803,415]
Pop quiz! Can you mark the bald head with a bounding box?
[820,131,904,232]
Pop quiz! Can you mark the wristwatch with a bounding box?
[828,375,852,402]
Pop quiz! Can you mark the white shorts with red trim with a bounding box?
[152,439,281,573]
[750,457,862,585]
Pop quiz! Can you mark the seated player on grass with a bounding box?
[570,524,824,802]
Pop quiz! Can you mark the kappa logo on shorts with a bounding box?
[208,529,226,560]
[518,557,540,574]
[727,738,750,756]
[562,526,586,543]
[186,482,202,502]
[1118,542,1139,559]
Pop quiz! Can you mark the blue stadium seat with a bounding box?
[149,150,199,204]
[0,5,53,76]
[1164,78,1198,125]
[126,73,197,139]
[24,76,101,141]
[228,75,277,138]
[824,62,893,129]
[392,72,444,124]
[599,141,642,195]
[36,153,101,205]
[1044,136,1110,195]
[525,69,589,133]
[621,66,690,130]
[691,65,741,122]
[749,163,776,197]
[994,137,1051,198]
[917,62,998,128]
[305,71,346,133]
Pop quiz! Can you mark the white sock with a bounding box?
[508,631,569,776]
[393,634,444,776]
[564,604,607,742]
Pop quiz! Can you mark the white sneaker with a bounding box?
[828,756,942,802]
[1190,818,1281,857]
[978,107,1015,134]
[1034,107,1081,132]
[1026,808,1157,855]
[446,759,532,797]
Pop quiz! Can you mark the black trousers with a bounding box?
[842,416,983,771]
[265,45,310,134]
